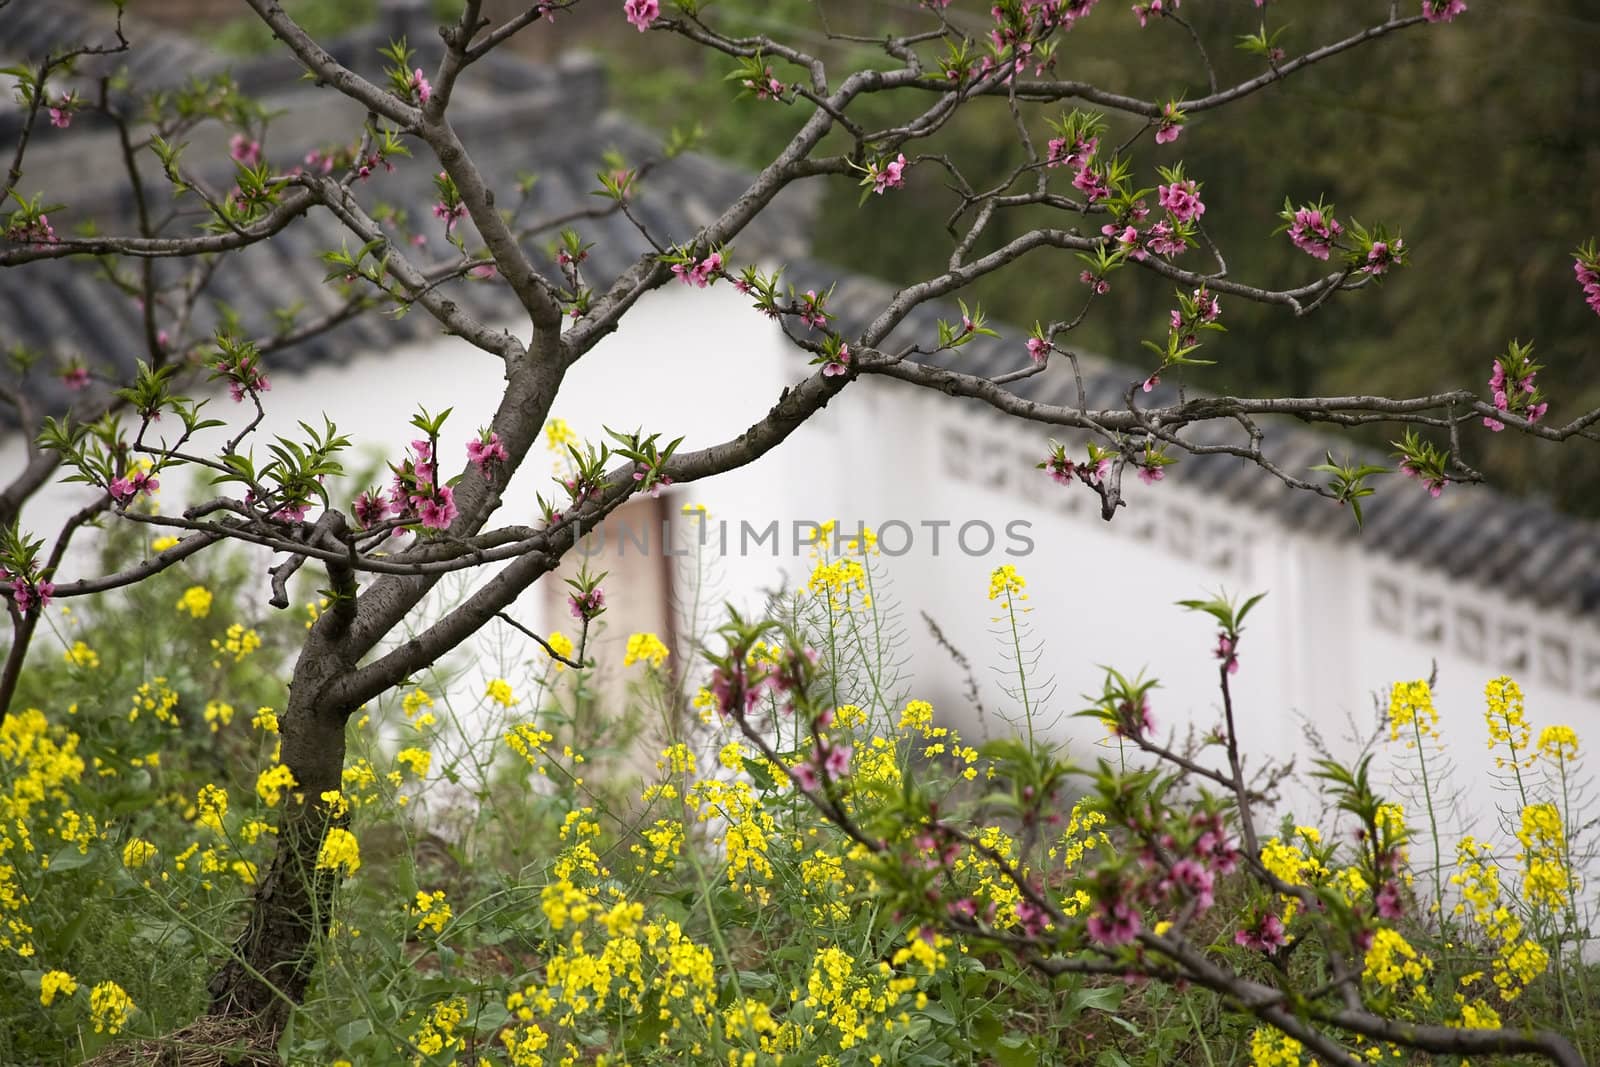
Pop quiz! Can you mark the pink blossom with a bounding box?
[433,200,468,233]
[1144,220,1187,258]
[467,431,509,476]
[1574,257,1600,317]
[1114,696,1155,738]
[1079,269,1110,295]
[1154,101,1183,144]
[1375,880,1405,920]
[1141,373,1160,393]
[353,488,394,528]
[1027,337,1050,364]
[48,92,75,128]
[1234,912,1287,952]
[821,343,852,378]
[1087,899,1141,947]
[1138,464,1164,485]
[1049,135,1097,171]
[62,366,89,391]
[821,743,852,779]
[1169,858,1215,912]
[568,585,606,621]
[273,501,310,523]
[11,578,55,613]
[632,468,674,498]
[416,485,458,529]
[1013,898,1050,937]
[108,469,159,504]
[623,0,659,31]
[229,134,261,167]
[872,153,909,194]
[1399,460,1447,498]
[671,252,723,288]
[1043,454,1075,485]
[1288,207,1343,260]
[410,68,433,104]
[791,761,820,792]
[1422,0,1466,22]
[1131,0,1176,28]
[1072,166,1108,202]
[227,371,270,403]
[1214,633,1239,674]
[1157,179,1204,224]
[799,290,830,329]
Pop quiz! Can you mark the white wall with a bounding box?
[8,281,1600,849]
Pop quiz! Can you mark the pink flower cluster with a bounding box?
[1575,253,1600,318]
[820,343,852,378]
[48,91,76,129]
[743,66,785,101]
[568,586,606,621]
[1154,100,1183,145]
[109,468,159,505]
[229,134,261,167]
[1287,205,1343,260]
[409,68,433,104]
[365,438,459,530]
[1157,179,1204,225]
[1214,632,1239,675]
[1131,0,1177,28]
[1026,336,1050,364]
[8,575,55,613]
[1234,912,1288,953]
[1482,357,1546,432]
[1079,268,1111,294]
[1421,0,1466,22]
[632,464,674,498]
[1041,446,1111,491]
[623,0,658,32]
[790,737,852,793]
[871,153,909,194]
[5,214,58,248]
[709,644,818,722]
[433,200,467,233]
[672,251,723,288]
[1045,134,1097,171]
[1362,238,1405,276]
[1101,810,1240,948]
[798,289,830,330]
[214,354,271,404]
[467,430,508,476]
[1398,459,1447,499]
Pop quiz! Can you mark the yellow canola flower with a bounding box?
[63,641,99,669]
[39,970,77,1006]
[254,765,296,807]
[486,678,517,707]
[122,838,157,869]
[1387,679,1438,743]
[623,632,670,669]
[175,585,213,619]
[1537,724,1579,763]
[316,828,361,876]
[89,981,135,1034]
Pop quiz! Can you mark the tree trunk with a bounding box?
[206,648,351,1036]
